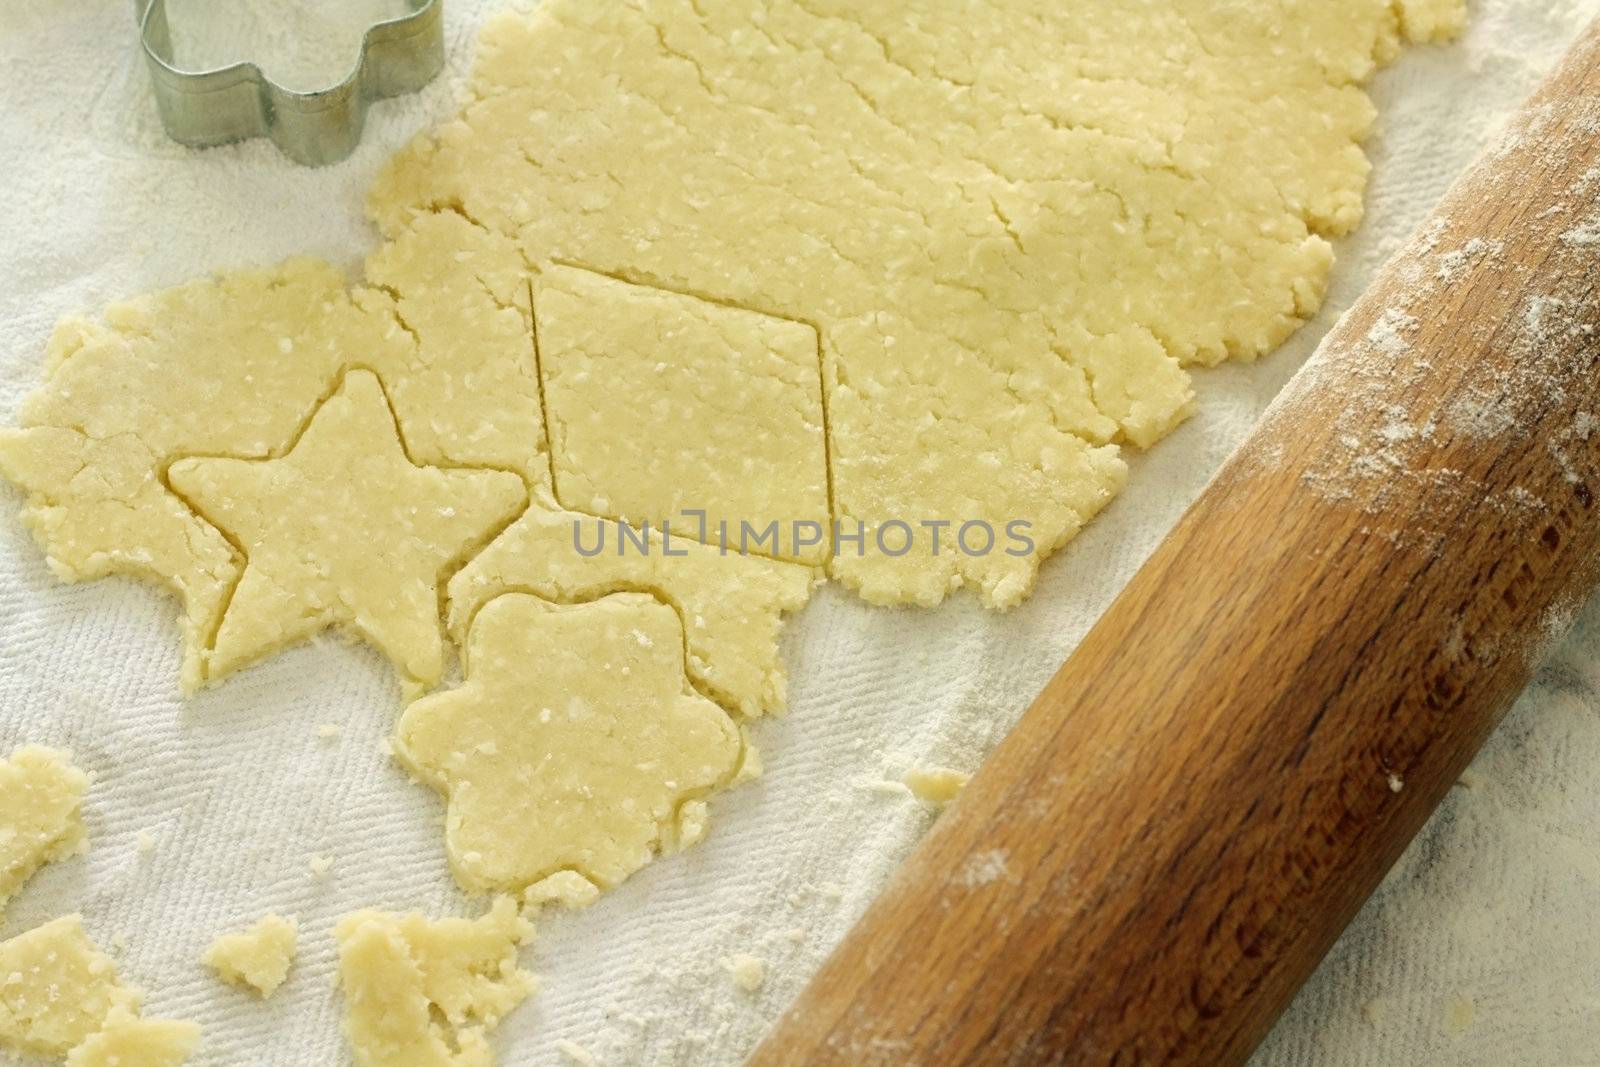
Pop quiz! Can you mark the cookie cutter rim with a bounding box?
[135,0,445,167]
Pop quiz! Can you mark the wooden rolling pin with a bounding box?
[751,19,1600,1067]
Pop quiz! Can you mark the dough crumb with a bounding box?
[0,747,89,920]
[1387,773,1405,793]
[136,831,156,856]
[204,914,298,998]
[0,915,198,1063]
[308,855,334,878]
[1445,996,1475,1035]
[555,1038,598,1065]
[723,954,766,994]
[64,1007,199,1067]
[316,724,341,741]
[904,767,970,807]
[334,897,533,1067]
[675,800,710,851]
[522,871,601,914]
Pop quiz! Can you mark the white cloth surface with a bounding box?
[1,1,1599,1064]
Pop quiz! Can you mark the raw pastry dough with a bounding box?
[167,369,526,696]
[0,915,196,1063]
[0,916,135,1058]
[904,767,969,806]
[0,747,87,922]
[203,913,297,998]
[371,0,1466,606]
[522,871,602,913]
[0,0,1462,700]
[64,1008,199,1067]
[537,264,830,563]
[0,1,1468,1053]
[0,216,559,694]
[397,592,742,892]
[0,261,408,691]
[335,897,533,1067]
[446,506,815,719]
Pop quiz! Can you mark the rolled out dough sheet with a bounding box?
[1,0,1598,1065]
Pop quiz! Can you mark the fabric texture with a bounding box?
[0,1,1597,1063]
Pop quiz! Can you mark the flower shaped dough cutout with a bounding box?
[396,591,743,892]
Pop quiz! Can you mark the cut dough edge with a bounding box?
[394,590,748,896]
[161,366,531,699]
[0,234,815,715]
[364,0,1465,608]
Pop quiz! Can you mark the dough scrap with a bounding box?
[521,871,601,914]
[335,897,533,1067]
[0,916,135,1058]
[203,914,297,998]
[370,0,1464,607]
[0,915,195,1064]
[0,747,88,923]
[64,1007,200,1067]
[397,592,743,892]
[904,767,969,807]
[537,264,830,563]
[166,369,527,696]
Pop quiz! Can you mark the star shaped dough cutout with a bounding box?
[167,370,527,696]
[396,591,743,893]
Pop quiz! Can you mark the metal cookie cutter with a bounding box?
[135,0,445,166]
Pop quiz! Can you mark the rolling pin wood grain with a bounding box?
[752,19,1600,1067]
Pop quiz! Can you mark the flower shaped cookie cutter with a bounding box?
[135,0,445,166]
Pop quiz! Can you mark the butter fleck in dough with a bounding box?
[397,592,742,892]
[335,897,533,1067]
[204,914,298,998]
[537,264,830,563]
[0,747,88,923]
[0,915,197,1063]
[167,370,527,697]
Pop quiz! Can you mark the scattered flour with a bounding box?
[960,850,1011,889]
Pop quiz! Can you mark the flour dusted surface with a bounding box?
[0,1,1597,1066]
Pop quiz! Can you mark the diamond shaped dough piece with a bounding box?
[537,264,830,564]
